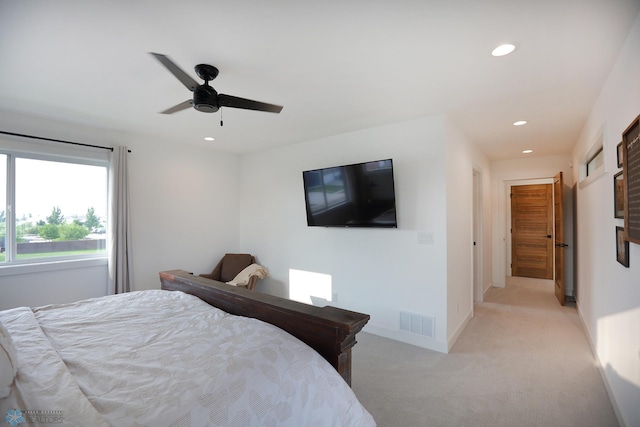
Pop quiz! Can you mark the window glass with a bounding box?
[12,157,107,261]
[0,154,6,262]
[586,148,604,177]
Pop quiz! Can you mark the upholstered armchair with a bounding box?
[199,253,261,290]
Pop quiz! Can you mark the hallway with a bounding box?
[352,276,618,426]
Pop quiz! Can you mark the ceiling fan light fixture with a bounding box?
[492,43,516,57]
[513,120,528,126]
[193,85,220,113]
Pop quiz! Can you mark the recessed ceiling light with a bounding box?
[492,43,516,57]
[513,120,528,126]
[522,149,533,154]
[204,136,215,141]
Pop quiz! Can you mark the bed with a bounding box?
[0,270,375,427]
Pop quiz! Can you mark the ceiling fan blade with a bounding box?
[160,99,193,114]
[218,94,283,113]
[149,52,199,92]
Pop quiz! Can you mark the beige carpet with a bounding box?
[351,276,618,427]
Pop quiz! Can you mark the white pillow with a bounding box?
[0,322,17,399]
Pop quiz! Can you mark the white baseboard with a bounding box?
[483,281,493,298]
[447,310,473,352]
[363,324,448,353]
[361,307,474,355]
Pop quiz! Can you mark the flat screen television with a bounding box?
[302,158,397,228]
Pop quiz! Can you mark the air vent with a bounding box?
[399,311,435,338]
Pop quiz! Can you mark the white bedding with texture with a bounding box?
[0,290,375,427]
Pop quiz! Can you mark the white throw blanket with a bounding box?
[226,263,268,286]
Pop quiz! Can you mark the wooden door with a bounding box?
[553,172,565,306]
[511,184,553,279]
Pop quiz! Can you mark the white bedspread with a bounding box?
[0,290,375,427]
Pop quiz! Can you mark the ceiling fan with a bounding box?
[149,52,283,117]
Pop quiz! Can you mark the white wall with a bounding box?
[490,154,574,295]
[126,135,241,290]
[571,12,640,427]
[0,110,242,308]
[0,262,108,309]
[1,107,493,353]
[239,114,492,352]
[240,115,449,351]
[445,118,492,348]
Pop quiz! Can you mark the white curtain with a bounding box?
[108,146,132,294]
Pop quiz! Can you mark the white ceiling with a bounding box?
[1,0,638,159]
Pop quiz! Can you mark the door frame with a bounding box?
[473,169,483,302]
[553,172,565,305]
[505,178,554,277]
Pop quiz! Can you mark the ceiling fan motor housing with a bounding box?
[193,85,219,113]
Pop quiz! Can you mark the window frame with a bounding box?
[585,147,604,177]
[0,147,109,273]
[578,125,608,189]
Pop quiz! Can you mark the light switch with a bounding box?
[418,232,434,245]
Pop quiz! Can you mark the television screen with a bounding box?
[302,159,397,228]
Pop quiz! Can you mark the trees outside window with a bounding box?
[0,153,107,264]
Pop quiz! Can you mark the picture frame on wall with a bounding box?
[622,114,640,244]
[616,226,629,267]
[614,171,625,219]
[617,142,623,168]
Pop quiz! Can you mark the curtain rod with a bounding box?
[0,130,131,152]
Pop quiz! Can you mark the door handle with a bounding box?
[555,243,569,248]
[546,235,552,238]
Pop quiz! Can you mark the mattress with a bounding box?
[0,290,375,426]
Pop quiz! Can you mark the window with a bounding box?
[578,126,607,189]
[0,152,108,265]
[586,147,604,177]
